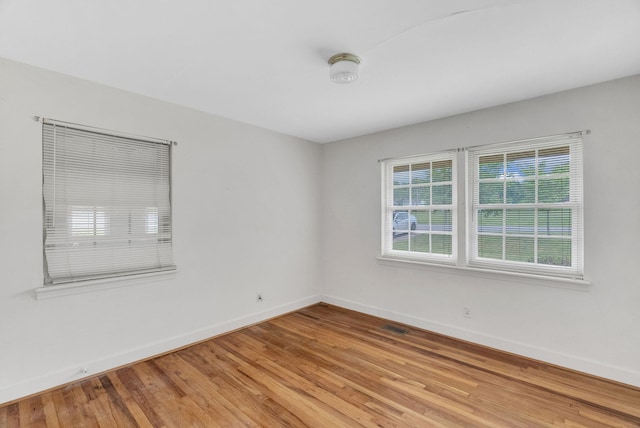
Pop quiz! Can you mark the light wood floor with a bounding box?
[1,303,639,427]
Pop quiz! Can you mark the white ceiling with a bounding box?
[1,0,639,143]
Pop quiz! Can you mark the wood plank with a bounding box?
[1,303,639,427]
[17,395,46,427]
[4,403,20,428]
[111,368,167,428]
[100,373,155,428]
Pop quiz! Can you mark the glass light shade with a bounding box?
[328,53,360,84]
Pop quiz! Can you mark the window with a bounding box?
[381,132,584,281]
[381,152,457,263]
[468,134,583,278]
[42,119,176,286]
[70,206,108,236]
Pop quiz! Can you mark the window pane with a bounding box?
[432,234,452,255]
[394,188,410,206]
[538,209,572,236]
[432,160,452,182]
[538,238,571,266]
[479,154,504,179]
[410,234,430,253]
[506,180,535,204]
[478,209,503,234]
[478,235,503,260]
[539,146,570,175]
[414,211,429,230]
[411,162,430,184]
[69,206,108,236]
[539,178,569,203]
[393,165,410,185]
[506,209,535,235]
[411,187,430,206]
[432,210,452,232]
[393,235,408,251]
[392,210,414,232]
[70,209,92,236]
[505,237,534,262]
[432,184,452,205]
[479,182,504,204]
[507,151,536,177]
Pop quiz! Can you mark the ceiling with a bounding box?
[1,0,639,143]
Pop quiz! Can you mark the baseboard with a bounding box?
[0,294,323,405]
[4,292,637,405]
[322,295,640,388]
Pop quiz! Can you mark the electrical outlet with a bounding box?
[257,293,263,303]
[463,307,471,318]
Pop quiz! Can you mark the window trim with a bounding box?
[34,269,178,299]
[380,151,458,264]
[376,256,591,289]
[466,134,584,279]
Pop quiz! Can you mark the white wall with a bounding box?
[322,75,640,387]
[2,56,639,404]
[0,58,323,403]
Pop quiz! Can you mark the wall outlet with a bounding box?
[257,293,263,303]
[463,307,472,318]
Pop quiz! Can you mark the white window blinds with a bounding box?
[42,119,176,286]
[467,133,584,278]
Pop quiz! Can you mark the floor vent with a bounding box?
[382,324,409,335]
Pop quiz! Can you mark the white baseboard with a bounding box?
[322,295,640,388]
[0,294,322,405]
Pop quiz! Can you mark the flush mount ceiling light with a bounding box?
[328,53,361,84]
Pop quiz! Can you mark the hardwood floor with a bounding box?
[2,303,639,427]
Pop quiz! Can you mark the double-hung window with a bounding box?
[381,132,584,281]
[468,134,583,278]
[42,119,176,287]
[381,152,457,263]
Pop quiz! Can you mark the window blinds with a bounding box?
[467,133,583,278]
[42,120,176,285]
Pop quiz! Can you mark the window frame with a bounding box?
[467,135,584,279]
[380,132,585,283]
[380,151,458,264]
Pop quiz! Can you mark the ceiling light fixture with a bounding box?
[328,53,361,84]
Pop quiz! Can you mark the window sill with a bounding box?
[34,269,177,300]
[377,256,591,290]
